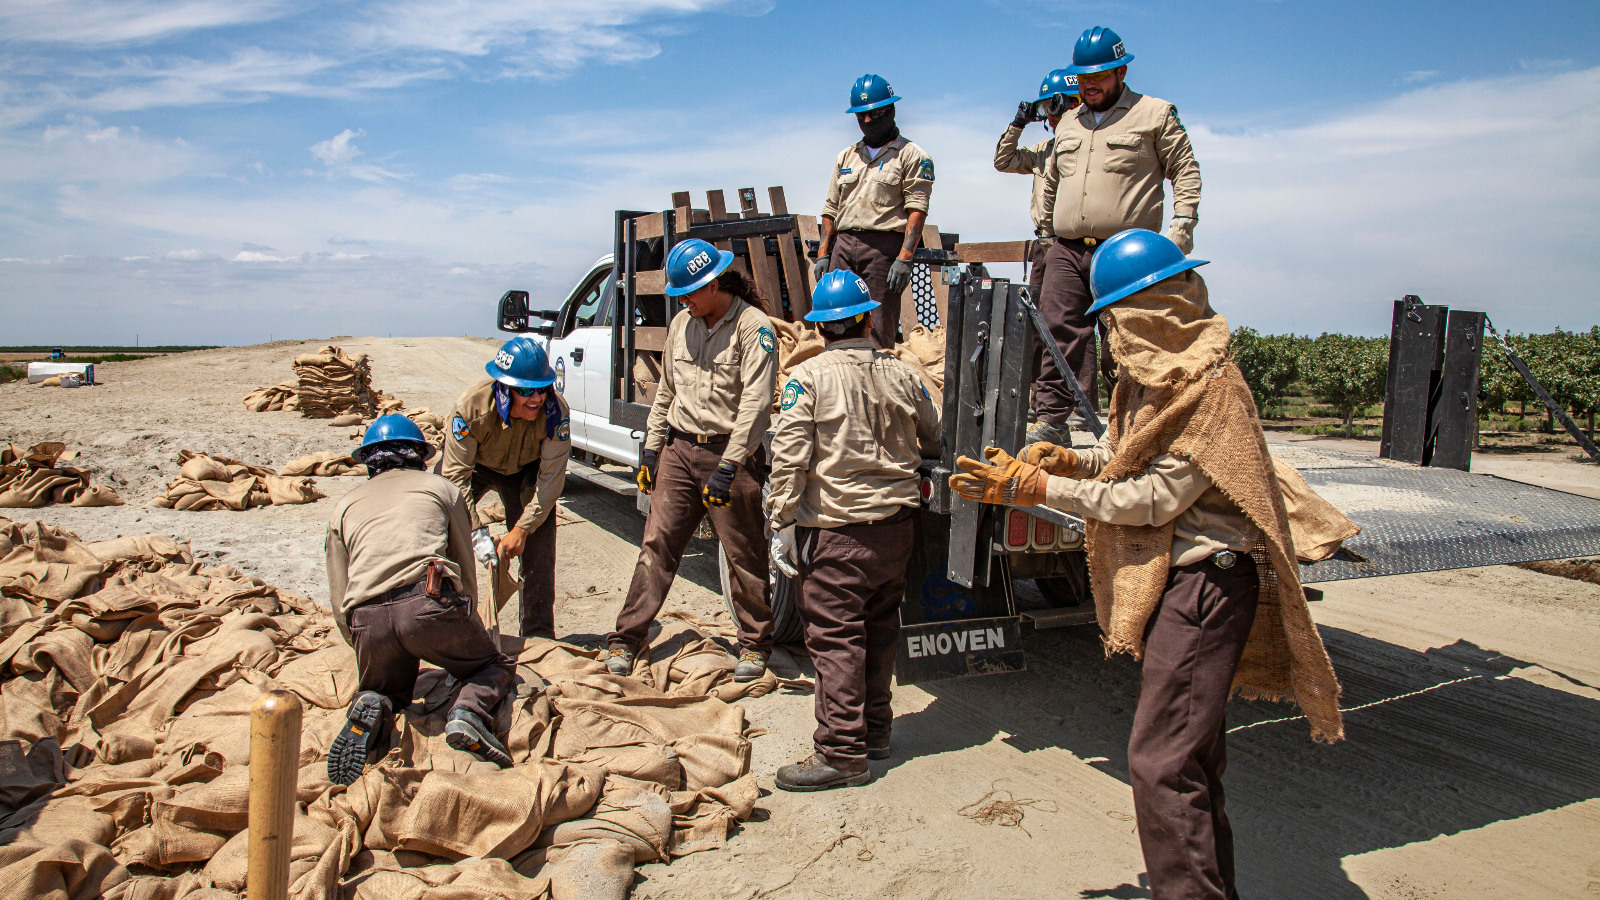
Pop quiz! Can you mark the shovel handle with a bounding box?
[247,689,303,900]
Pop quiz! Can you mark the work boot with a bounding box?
[733,649,769,683]
[444,706,513,768]
[866,735,892,761]
[1025,420,1072,448]
[775,754,873,792]
[602,645,636,676]
[328,691,392,786]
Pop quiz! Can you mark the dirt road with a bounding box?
[3,339,1597,899]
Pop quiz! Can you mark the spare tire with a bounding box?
[718,543,804,646]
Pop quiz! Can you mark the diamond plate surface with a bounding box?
[1297,465,1600,583]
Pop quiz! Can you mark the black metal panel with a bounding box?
[610,398,649,432]
[894,617,1025,684]
[948,277,998,588]
[686,215,797,242]
[1380,296,1446,464]
[991,284,1031,456]
[938,274,968,471]
[1432,310,1485,471]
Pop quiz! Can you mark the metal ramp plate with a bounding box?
[1282,447,1600,583]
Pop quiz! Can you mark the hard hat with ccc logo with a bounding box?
[1039,68,1080,99]
[355,414,435,462]
[664,238,734,297]
[846,74,900,114]
[1067,26,1134,75]
[486,336,556,389]
[1087,228,1209,315]
[805,269,880,323]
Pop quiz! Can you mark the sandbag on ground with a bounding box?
[0,443,124,510]
[153,450,324,510]
[242,381,299,412]
[281,451,365,477]
[293,345,386,419]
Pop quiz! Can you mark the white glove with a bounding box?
[471,527,497,569]
[770,526,798,578]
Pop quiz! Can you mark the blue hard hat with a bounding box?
[805,269,880,322]
[355,414,434,462]
[486,336,556,389]
[1087,229,1209,315]
[664,238,734,297]
[1067,26,1134,75]
[1039,68,1080,99]
[846,74,900,114]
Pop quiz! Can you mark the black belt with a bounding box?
[367,578,425,606]
[1056,235,1107,247]
[669,428,729,447]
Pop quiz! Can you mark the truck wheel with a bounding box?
[718,544,804,646]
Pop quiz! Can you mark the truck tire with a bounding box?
[718,544,804,646]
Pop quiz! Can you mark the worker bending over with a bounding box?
[815,73,935,349]
[607,238,779,681]
[1030,27,1201,447]
[951,230,1342,899]
[767,271,941,791]
[325,415,515,785]
[441,336,569,639]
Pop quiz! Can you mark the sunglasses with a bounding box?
[511,385,547,398]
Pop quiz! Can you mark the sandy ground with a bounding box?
[3,340,1599,900]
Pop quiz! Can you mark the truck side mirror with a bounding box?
[498,290,531,332]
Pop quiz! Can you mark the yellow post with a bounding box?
[247,689,302,900]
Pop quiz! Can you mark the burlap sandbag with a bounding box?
[395,759,604,859]
[539,775,673,863]
[0,838,130,900]
[281,451,364,477]
[0,519,103,603]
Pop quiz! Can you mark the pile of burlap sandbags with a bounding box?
[280,452,365,478]
[243,382,299,412]
[0,517,769,900]
[153,451,324,511]
[0,443,123,510]
[292,346,382,419]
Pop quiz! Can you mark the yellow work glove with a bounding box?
[1020,442,1080,477]
[948,447,1050,507]
[636,449,659,494]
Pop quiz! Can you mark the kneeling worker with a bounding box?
[326,415,515,785]
[441,336,570,639]
[950,230,1343,898]
[606,238,778,680]
[767,270,940,791]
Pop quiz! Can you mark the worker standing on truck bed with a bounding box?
[766,270,941,791]
[607,238,779,682]
[950,229,1342,899]
[814,73,935,350]
[325,415,516,785]
[1030,26,1201,448]
[995,68,1081,413]
[440,336,570,639]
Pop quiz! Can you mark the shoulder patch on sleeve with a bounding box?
[451,415,470,441]
[757,326,776,353]
[1169,106,1185,132]
[780,379,805,411]
[918,158,935,182]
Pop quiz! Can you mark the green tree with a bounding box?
[1300,333,1389,438]
[1229,327,1303,417]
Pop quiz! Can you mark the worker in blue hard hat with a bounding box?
[952,229,1346,900]
[607,238,779,682]
[767,270,940,791]
[814,73,935,350]
[439,335,570,640]
[1028,26,1202,451]
[325,414,517,784]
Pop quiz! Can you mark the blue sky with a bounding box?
[2,0,1597,344]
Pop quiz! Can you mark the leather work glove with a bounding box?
[471,526,498,569]
[812,255,830,282]
[636,448,659,494]
[886,258,913,295]
[702,460,739,508]
[1020,442,1080,477]
[770,525,798,578]
[1012,100,1035,129]
[949,447,1050,507]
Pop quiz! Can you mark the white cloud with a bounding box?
[164,248,220,262]
[1402,70,1440,84]
[0,1,298,46]
[231,250,292,262]
[310,129,365,166]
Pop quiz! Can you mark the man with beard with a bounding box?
[950,229,1346,899]
[815,73,935,349]
[1030,27,1201,448]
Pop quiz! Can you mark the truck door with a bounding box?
[547,263,610,449]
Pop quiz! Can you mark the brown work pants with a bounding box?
[610,437,773,653]
[471,465,559,639]
[1129,555,1260,900]
[1034,237,1101,423]
[831,230,911,349]
[348,581,515,722]
[795,509,915,768]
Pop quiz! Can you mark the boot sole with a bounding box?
[328,692,386,786]
[866,746,891,760]
[732,668,766,683]
[445,719,513,768]
[775,768,874,792]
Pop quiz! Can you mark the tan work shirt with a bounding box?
[325,468,478,643]
[1043,88,1201,251]
[1043,435,1257,565]
[994,125,1055,235]
[767,338,941,529]
[644,299,778,465]
[821,136,935,233]
[440,378,570,532]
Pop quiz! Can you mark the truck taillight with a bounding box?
[920,477,933,500]
[1005,510,1031,550]
[1031,516,1056,550]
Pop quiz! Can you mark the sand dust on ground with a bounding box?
[3,339,1598,899]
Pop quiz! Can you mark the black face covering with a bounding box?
[859,105,899,148]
